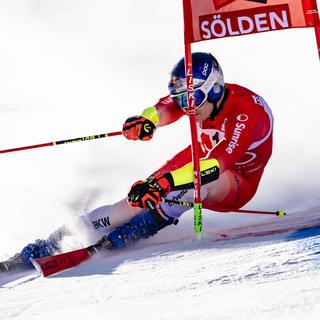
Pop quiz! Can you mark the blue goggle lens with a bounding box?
[172,89,207,111]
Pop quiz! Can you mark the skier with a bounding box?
[1,52,273,273]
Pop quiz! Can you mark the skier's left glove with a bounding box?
[128,173,173,209]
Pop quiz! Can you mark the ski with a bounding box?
[32,235,111,277]
[32,248,93,277]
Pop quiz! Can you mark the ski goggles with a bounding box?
[171,88,208,112]
[170,66,217,112]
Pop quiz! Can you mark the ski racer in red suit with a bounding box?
[71,52,273,249]
[1,52,273,272]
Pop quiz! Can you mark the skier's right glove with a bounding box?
[122,116,156,141]
[127,173,173,209]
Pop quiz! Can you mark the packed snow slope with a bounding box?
[1,212,320,320]
[0,1,319,319]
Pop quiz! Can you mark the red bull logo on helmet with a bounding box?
[169,76,186,94]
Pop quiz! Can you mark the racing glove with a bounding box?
[128,173,173,209]
[122,116,156,141]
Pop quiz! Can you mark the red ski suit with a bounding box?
[154,84,273,211]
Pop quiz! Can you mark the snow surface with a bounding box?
[0,1,320,319]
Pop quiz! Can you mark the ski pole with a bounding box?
[163,199,286,217]
[0,131,123,154]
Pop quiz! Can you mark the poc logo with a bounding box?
[236,114,248,122]
[202,63,209,76]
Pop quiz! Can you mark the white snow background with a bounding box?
[0,1,320,319]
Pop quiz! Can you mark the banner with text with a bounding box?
[184,0,320,43]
